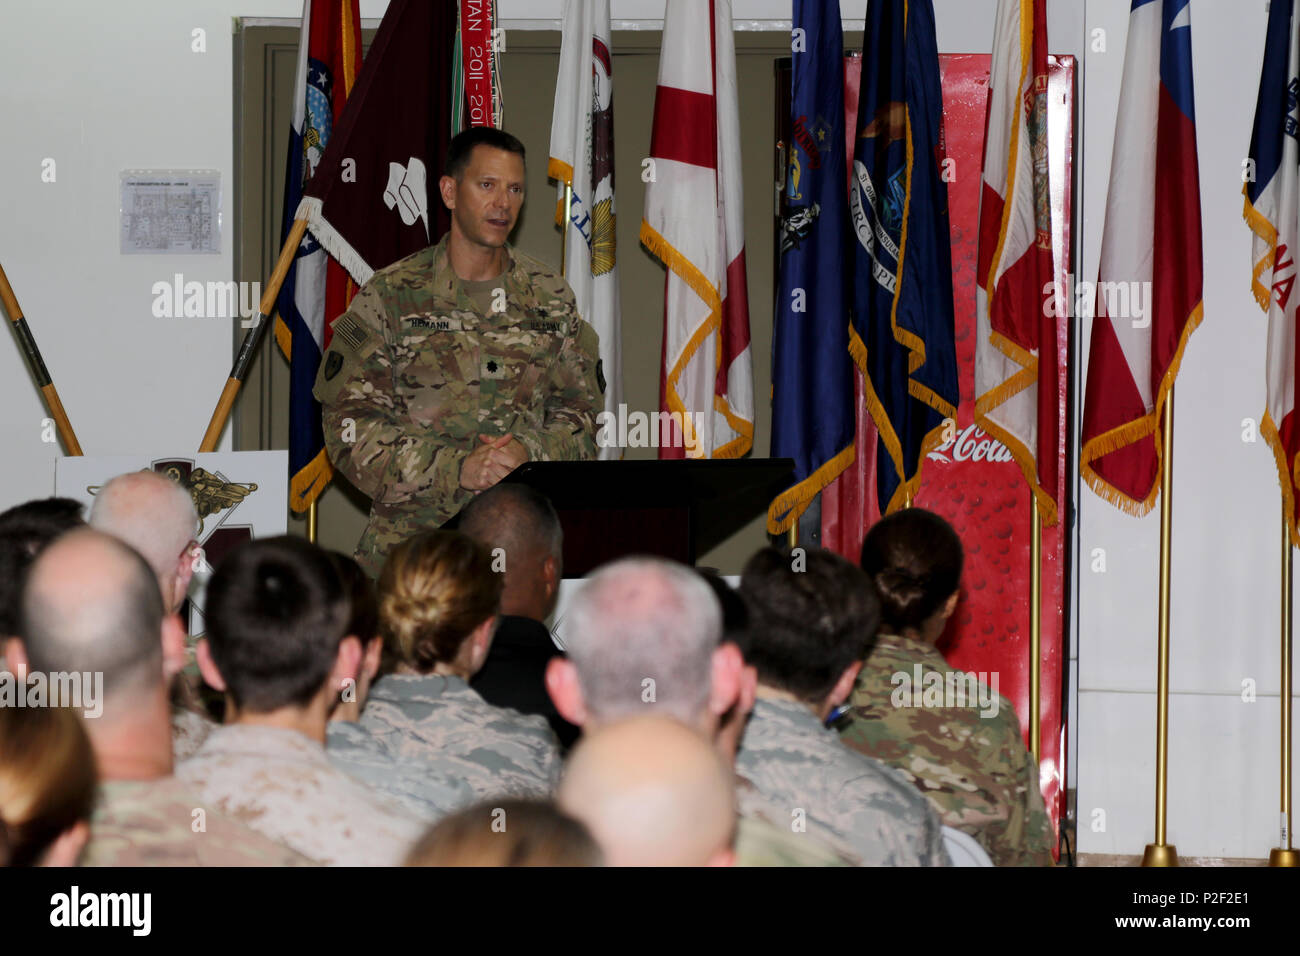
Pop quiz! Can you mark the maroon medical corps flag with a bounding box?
[1079,0,1203,513]
[295,0,458,284]
[640,0,753,459]
[974,0,1059,524]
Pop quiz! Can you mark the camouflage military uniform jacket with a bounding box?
[734,773,859,866]
[313,235,603,577]
[735,696,951,866]
[176,724,424,866]
[80,776,312,867]
[327,718,478,821]
[358,673,562,799]
[837,632,1055,866]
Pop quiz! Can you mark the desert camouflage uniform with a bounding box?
[80,776,312,866]
[735,696,950,866]
[327,718,478,821]
[176,724,423,866]
[313,234,603,577]
[837,632,1055,866]
[171,706,215,762]
[358,673,561,799]
[734,773,859,866]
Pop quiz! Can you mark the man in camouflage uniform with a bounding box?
[734,548,951,866]
[837,631,1055,866]
[178,536,423,865]
[13,528,309,866]
[314,127,603,578]
[548,556,858,865]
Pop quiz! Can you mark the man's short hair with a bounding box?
[0,498,85,635]
[737,547,882,705]
[204,536,348,713]
[458,484,563,562]
[563,557,722,723]
[88,471,198,586]
[444,126,527,180]
[20,531,164,700]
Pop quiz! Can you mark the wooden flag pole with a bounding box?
[1270,504,1298,866]
[1143,388,1178,867]
[1029,502,1042,763]
[199,218,308,453]
[0,261,83,456]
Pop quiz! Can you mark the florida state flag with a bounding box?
[974,0,1059,525]
[640,0,753,459]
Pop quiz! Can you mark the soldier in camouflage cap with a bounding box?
[13,529,309,866]
[840,509,1055,866]
[359,531,563,800]
[734,547,951,867]
[314,126,603,579]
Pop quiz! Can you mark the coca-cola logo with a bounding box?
[927,424,1015,465]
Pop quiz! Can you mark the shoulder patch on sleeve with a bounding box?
[313,312,384,405]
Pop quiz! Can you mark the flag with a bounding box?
[453,0,504,131]
[275,0,362,512]
[295,0,459,286]
[1245,0,1300,545]
[641,0,753,459]
[974,0,1059,524]
[850,0,959,515]
[1080,0,1203,513]
[549,0,623,460]
[766,0,855,533]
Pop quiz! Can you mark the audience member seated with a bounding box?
[0,497,85,654]
[12,529,308,866]
[547,555,855,866]
[558,716,735,866]
[734,546,950,866]
[360,531,561,799]
[325,552,475,820]
[0,705,95,866]
[840,508,1054,866]
[404,798,602,867]
[87,470,213,759]
[458,484,580,748]
[180,535,421,865]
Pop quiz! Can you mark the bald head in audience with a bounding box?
[10,529,185,779]
[458,484,562,620]
[558,716,736,867]
[90,470,199,614]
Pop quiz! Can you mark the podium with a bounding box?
[446,458,794,576]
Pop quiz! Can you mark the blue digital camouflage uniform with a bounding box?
[735,696,951,866]
[358,672,562,800]
[313,234,603,577]
[837,631,1056,866]
[327,718,478,822]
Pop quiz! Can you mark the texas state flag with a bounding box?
[1079,0,1203,514]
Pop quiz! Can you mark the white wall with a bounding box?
[0,0,1290,860]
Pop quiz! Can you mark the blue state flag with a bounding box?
[849,0,959,515]
[767,0,856,534]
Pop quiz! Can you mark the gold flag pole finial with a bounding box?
[1143,390,1179,867]
[1270,502,1299,866]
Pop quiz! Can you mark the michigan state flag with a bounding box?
[850,0,959,515]
[767,0,855,534]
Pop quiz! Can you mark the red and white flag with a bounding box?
[640,0,753,459]
[975,0,1059,524]
[1080,0,1203,513]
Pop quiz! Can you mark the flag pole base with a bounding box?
[1141,843,1179,867]
[1268,848,1300,867]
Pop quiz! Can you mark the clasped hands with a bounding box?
[459,433,529,491]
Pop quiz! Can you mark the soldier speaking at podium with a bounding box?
[314,128,605,577]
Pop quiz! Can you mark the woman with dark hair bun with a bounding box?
[838,508,1056,866]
